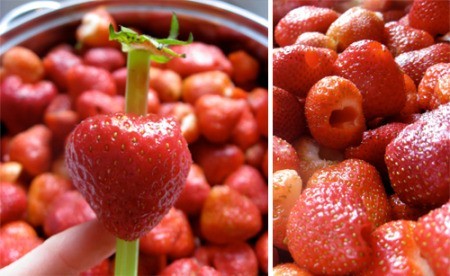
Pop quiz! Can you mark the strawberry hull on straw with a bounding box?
[65,113,192,241]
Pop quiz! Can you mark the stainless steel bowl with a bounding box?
[0,0,268,82]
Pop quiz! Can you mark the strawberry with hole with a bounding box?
[273,44,337,98]
[414,201,450,275]
[395,43,450,85]
[273,86,306,143]
[274,6,339,47]
[65,113,192,240]
[200,185,262,244]
[273,169,303,250]
[286,181,373,275]
[335,40,407,120]
[76,6,117,48]
[418,63,450,110]
[1,75,58,134]
[407,0,450,36]
[344,122,407,178]
[326,7,385,52]
[362,220,434,275]
[305,76,366,150]
[385,103,450,208]
[307,159,391,229]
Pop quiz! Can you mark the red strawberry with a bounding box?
[75,90,124,120]
[414,201,450,275]
[344,122,407,177]
[159,258,219,276]
[362,220,433,275]
[273,263,313,275]
[326,7,385,52]
[334,40,406,120]
[83,47,125,72]
[0,182,27,223]
[295,32,338,51]
[418,62,450,110]
[399,73,421,119]
[388,194,428,221]
[67,64,116,102]
[305,76,366,150]
[65,113,192,240]
[307,159,391,228]
[273,44,337,98]
[0,75,58,134]
[273,86,306,143]
[209,242,259,276]
[273,135,301,175]
[273,169,303,250]
[395,43,450,85]
[274,6,339,47]
[2,46,44,83]
[408,0,450,36]
[200,185,262,244]
[43,44,83,90]
[286,181,373,275]
[255,232,268,274]
[385,103,450,208]
[384,21,434,56]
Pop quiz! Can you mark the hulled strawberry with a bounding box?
[65,113,192,240]
[385,103,450,208]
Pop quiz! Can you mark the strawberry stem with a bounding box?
[115,238,139,276]
[125,49,151,115]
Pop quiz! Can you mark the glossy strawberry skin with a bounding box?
[334,40,406,120]
[384,21,434,56]
[414,201,450,275]
[273,44,337,98]
[65,113,192,240]
[418,63,450,110]
[385,103,450,208]
[286,181,373,275]
[395,43,450,85]
[275,6,339,47]
[408,0,450,36]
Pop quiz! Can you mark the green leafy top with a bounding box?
[109,13,193,63]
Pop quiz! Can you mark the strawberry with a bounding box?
[326,7,385,52]
[181,70,234,105]
[274,6,339,47]
[399,73,421,118]
[273,135,301,175]
[395,43,450,85]
[231,107,260,150]
[255,232,268,274]
[65,113,192,240]
[362,220,434,275]
[159,258,219,276]
[385,103,450,208]
[165,42,233,78]
[273,169,303,250]
[81,259,111,276]
[227,50,260,89]
[295,32,338,51]
[414,201,450,275]
[1,75,58,134]
[76,90,124,120]
[286,181,373,275]
[335,40,407,120]
[344,122,407,177]
[408,0,450,36]
[209,242,259,276]
[388,194,428,221]
[2,46,44,83]
[76,6,117,48]
[150,69,182,102]
[418,62,450,110]
[305,76,366,150]
[273,44,337,98]
[200,185,262,244]
[139,208,195,259]
[273,263,313,275]
[158,102,199,144]
[273,86,306,143]
[384,21,434,56]
[293,135,344,184]
[0,182,27,223]
[223,164,268,214]
[83,47,125,72]
[307,159,391,228]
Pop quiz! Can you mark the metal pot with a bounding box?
[0,0,268,80]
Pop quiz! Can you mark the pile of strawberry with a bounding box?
[273,0,449,274]
[0,7,268,275]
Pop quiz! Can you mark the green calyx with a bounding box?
[109,13,193,63]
